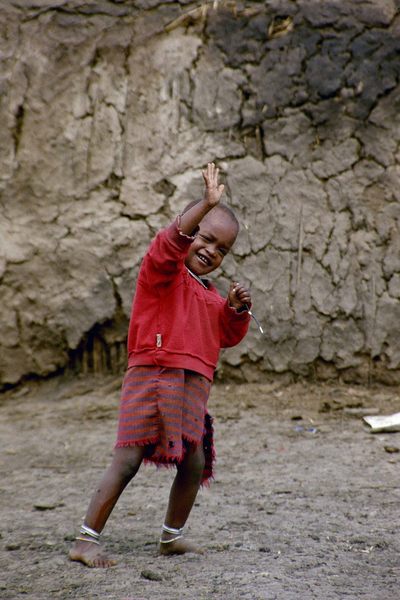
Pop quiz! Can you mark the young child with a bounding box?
[69,163,252,568]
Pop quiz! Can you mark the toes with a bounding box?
[91,557,116,568]
[69,545,116,568]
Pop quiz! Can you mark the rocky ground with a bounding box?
[1,374,400,599]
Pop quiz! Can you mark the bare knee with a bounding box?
[178,445,205,481]
[113,446,144,482]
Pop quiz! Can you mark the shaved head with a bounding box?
[182,199,239,235]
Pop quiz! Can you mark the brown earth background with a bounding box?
[1,375,400,599]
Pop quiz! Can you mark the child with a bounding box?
[69,163,252,568]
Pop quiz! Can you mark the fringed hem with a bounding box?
[115,421,215,487]
[115,366,214,483]
[115,435,159,449]
[140,430,215,487]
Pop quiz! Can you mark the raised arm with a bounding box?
[179,162,225,235]
[139,163,225,289]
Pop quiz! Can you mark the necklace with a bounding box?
[186,267,264,335]
[185,267,208,289]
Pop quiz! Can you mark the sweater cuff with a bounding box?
[176,215,199,240]
[164,216,197,249]
[223,300,251,321]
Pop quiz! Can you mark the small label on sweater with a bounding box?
[156,333,162,348]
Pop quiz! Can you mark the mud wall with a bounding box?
[1,0,400,387]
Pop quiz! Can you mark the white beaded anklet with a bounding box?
[162,524,184,536]
[160,523,184,544]
[80,524,100,539]
[75,535,100,545]
[76,524,101,545]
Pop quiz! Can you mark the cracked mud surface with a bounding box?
[1,375,399,599]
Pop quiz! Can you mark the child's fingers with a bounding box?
[232,282,247,293]
[238,293,251,305]
[211,167,218,186]
[207,162,220,183]
[232,282,251,303]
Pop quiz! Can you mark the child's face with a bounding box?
[185,210,238,276]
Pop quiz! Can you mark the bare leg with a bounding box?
[160,443,205,555]
[69,445,145,567]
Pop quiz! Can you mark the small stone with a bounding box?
[33,503,57,511]
[6,543,21,551]
[384,446,399,454]
[140,569,163,582]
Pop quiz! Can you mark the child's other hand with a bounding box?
[228,282,251,311]
[202,162,224,207]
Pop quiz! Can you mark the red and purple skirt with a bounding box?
[115,366,215,485]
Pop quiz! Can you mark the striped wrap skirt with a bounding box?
[115,366,215,485]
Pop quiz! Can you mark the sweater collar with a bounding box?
[185,267,210,289]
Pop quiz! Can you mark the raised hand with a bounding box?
[202,162,225,207]
[228,281,252,310]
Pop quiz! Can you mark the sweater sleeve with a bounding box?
[219,299,250,348]
[140,217,195,288]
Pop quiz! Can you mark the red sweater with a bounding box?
[127,219,250,380]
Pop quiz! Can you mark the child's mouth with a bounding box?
[197,253,211,267]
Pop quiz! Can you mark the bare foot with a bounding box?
[159,535,204,556]
[69,539,116,568]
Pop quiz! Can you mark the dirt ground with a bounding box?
[1,374,399,600]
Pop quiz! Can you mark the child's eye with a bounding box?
[218,248,228,257]
[199,234,210,241]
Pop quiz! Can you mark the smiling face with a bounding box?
[184,208,239,276]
